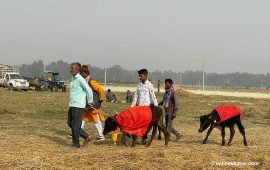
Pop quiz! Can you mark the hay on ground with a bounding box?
[175,88,194,97]
[241,106,266,118]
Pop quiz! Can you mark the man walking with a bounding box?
[68,62,93,148]
[159,79,182,141]
[80,65,105,141]
[131,69,158,144]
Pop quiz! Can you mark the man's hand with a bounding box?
[86,102,95,109]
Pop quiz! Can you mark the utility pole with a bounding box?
[261,79,264,89]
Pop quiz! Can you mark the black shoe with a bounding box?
[71,143,80,148]
[82,137,91,147]
[176,134,182,141]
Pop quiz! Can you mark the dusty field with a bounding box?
[0,88,269,169]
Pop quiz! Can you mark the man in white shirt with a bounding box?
[131,69,158,107]
[131,69,158,144]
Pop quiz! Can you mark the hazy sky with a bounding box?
[0,0,269,73]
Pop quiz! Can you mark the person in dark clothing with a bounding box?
[125,90,133,103]
[159,79,182,141]
[106,89,117,102]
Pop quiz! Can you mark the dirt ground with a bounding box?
[0,88,269,169]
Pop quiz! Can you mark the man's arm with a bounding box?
[172,92,179,119]
[80,77,93,104]
[158,99,164,106]
[131,88,138,107]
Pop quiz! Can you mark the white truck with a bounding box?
[0,65,29,91]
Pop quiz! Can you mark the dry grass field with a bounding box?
[0,88,269,169]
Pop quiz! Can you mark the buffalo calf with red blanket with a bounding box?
[103,105,169,147]
[198,106,247,146]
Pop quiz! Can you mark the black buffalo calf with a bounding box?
[103,105,169,147]
[198,106,247,146]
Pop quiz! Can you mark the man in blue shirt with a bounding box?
[67,62,93,148]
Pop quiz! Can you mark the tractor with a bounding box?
[40,71,66,92]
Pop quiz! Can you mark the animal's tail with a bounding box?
[236,117,245,130]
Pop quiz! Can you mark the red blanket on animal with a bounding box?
[115,106,152,136]
[214,106,241,122]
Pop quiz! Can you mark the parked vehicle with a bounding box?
[24,71,66,92]
[3,73,29,91]
[41,71,66,92]
[0,64,20,88]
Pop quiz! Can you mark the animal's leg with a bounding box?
[158,114,164,140]
[227,126,235,146]
[203,124,214,144]
[221,126,225,146]
[158,119,169,146]
[131,135,138,147]
[121,132,127,146]
[145,125,158,147]
[158,127,162,140]
[236,120,247,146]
[142,125,152,144]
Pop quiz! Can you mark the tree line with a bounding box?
[19,60,270,88]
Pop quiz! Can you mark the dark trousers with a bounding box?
[67,107,89,147]
[165,114,180,138]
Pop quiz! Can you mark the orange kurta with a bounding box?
[83,78,105,123]
[83,109,105,123]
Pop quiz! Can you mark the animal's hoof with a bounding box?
[227,143,231,146]
[141,139,147,145]
[221,143,225,146]
[158,136,162,140]
[121,140,127,146]
[202,141,207,144]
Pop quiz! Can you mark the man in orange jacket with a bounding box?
[80,65,105,141]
